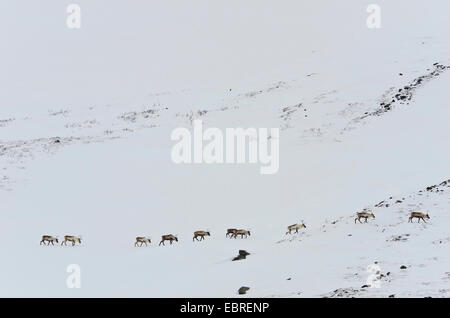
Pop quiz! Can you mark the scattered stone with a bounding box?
[389,294,395,298]
[238,286,250,295]
[232,250,250,261]
[400,265,407,270]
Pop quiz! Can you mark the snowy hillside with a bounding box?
[1,1,450,297]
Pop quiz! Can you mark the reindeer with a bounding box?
[135,237,151,247]
[355,212,375,224]
[40,235,58,245]
[193,231,210,242]
[408,212,430,223]
[286,221,307,234]
[159,234,178,246]
[232,229,251,239]
[61,235,82,246]
[226,229,237,238]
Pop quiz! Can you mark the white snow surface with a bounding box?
[0,1,450,297]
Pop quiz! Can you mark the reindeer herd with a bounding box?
[39,212,431,247]
[40,235,82,246]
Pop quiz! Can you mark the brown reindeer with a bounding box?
[159,234,178,246]
[135,237,151,247]
[61,235,82,246]
[226,229,237,238]
[232,229,251,239]
[408,212,430,223]
[286,221,306,234]
[355,212,375,224]
[193,231,210,242]
[40,235,58,245]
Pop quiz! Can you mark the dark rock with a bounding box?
[389,294,395,298]
[232,250,250,261]
[400,265,407,269]
[238,286,250,295]
[239,250,250,256]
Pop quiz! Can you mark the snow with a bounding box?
[0,1,449,297]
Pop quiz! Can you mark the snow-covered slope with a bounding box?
[1,1,449,297]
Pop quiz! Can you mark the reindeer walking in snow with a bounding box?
[193,231,210,242]
[232,229,251,239]
[408,212,430,223]
[135,237,151,247]
[61,235,82,246]
[286,221,307,234]
[159,234,178,246]
[40,235,58,245]
[355,212,375,224]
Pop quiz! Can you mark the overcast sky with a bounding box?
[0,1,448,113]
